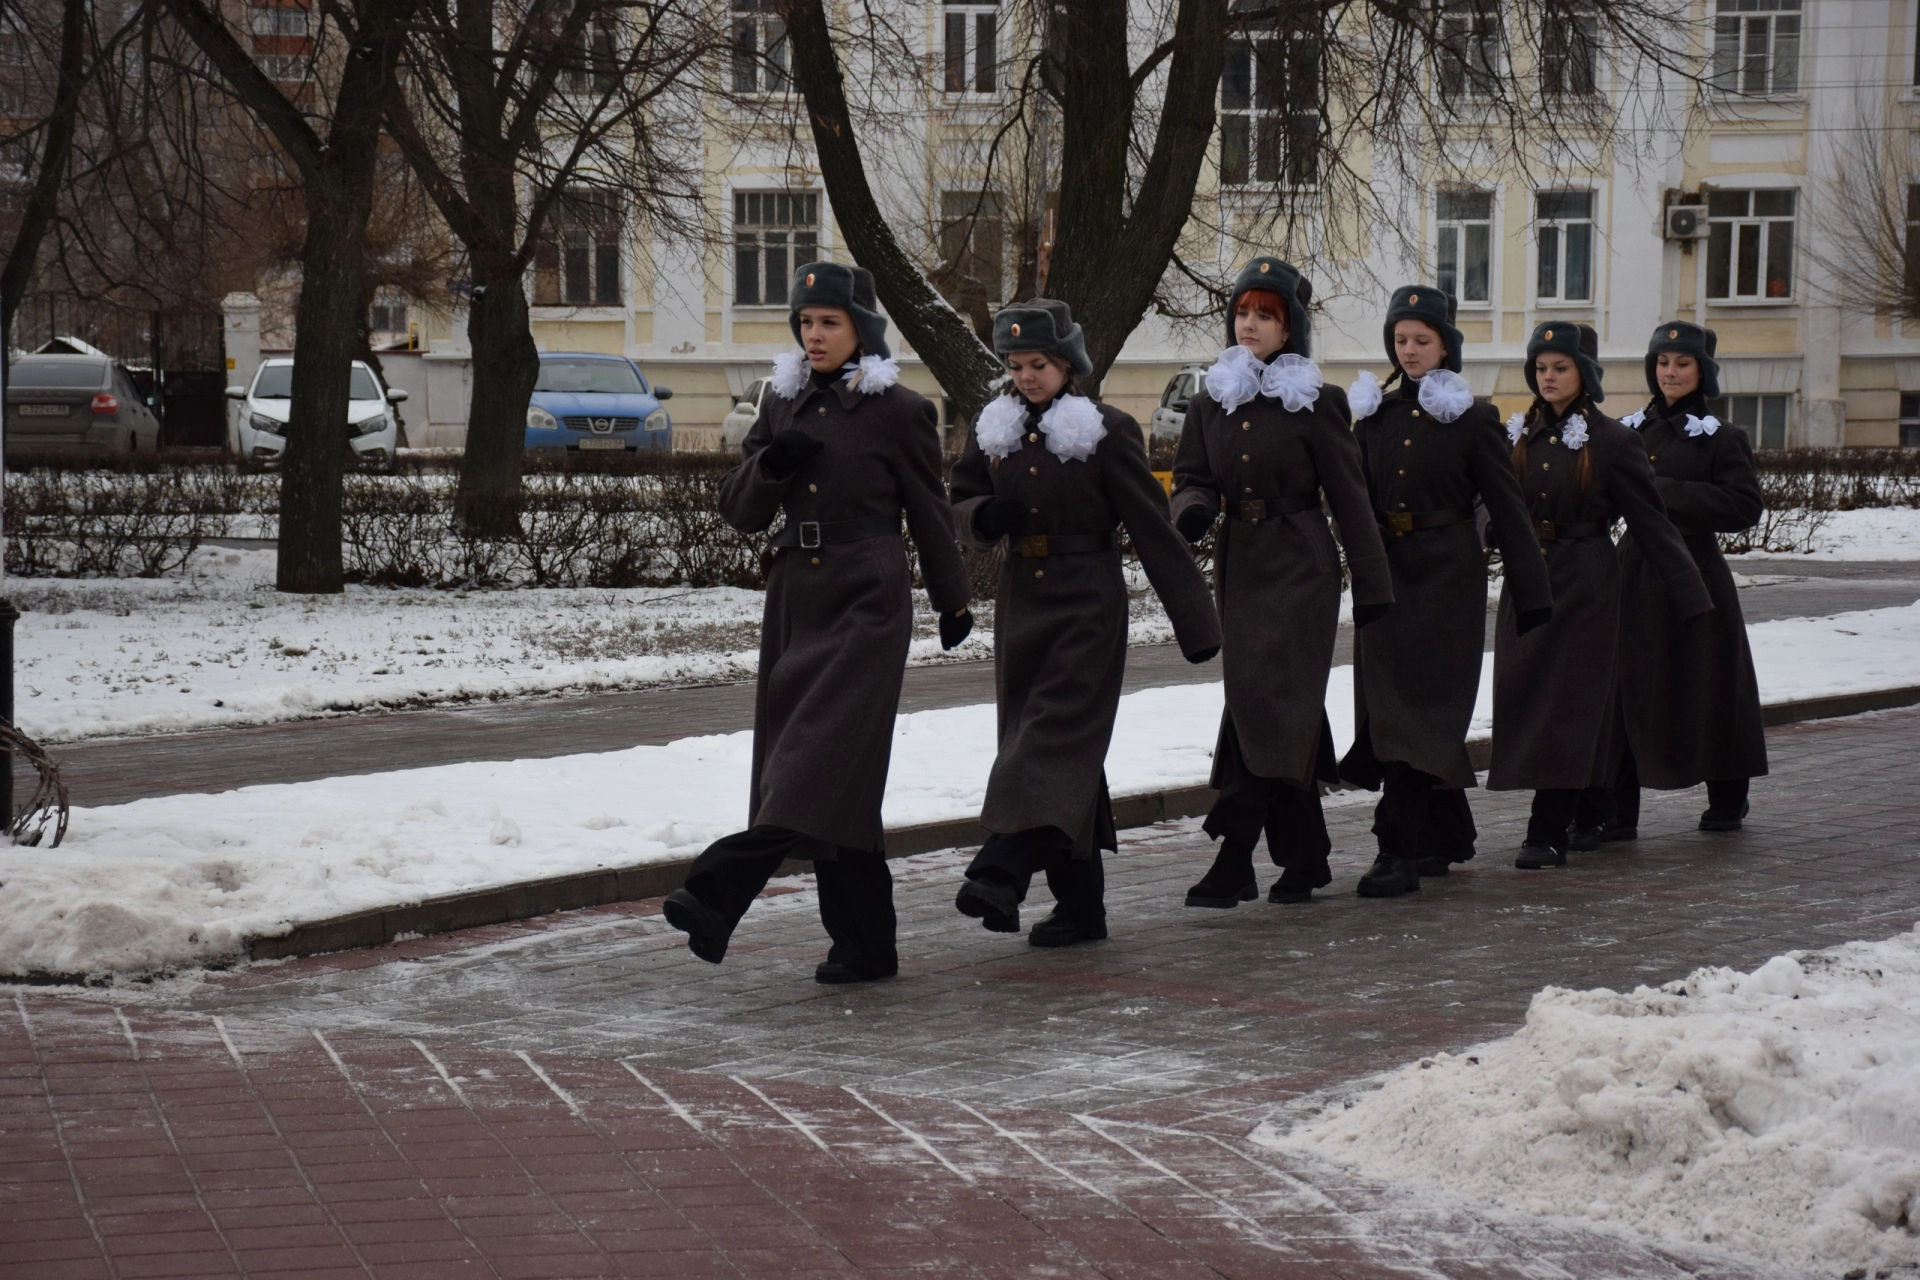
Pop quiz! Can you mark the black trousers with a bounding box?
[1204,714,1331,874]
[966,827,1105,924]
[682,825,897,974]
[1575,743,1752,831]
[1372,761,1478,864]
[1528,789,1582,850]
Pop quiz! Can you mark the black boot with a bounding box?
[815,958,897,984]
[1514,842,1567,869]
[1699,799,1750,832]
[1356,854,1419,898]
[1268,863,1331,904]
[1185,841,1258,908]
[955,876,1022,933]
[1028,912,1107,948]
[1414,855,1451,877]
[663,888,730,963]
[1570,821,1638,851]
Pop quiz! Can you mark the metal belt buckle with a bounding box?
[1016,534,1049,558]
[799,521,822,549]
[1241,499,1267,522]
[1387,511,1414,535]
[1535,520,1555,541]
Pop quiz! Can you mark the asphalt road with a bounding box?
[17,560,1918,808]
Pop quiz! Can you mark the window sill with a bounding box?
[531,306,625,321]
[1531,300,1597,310]
[1705,297,1798,309]
[1703,94,1808,122]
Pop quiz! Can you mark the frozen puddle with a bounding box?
[1260,926,1920,1278]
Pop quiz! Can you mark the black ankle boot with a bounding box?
[1028,912,1107,947]
[663,888,730,963]
[1699,799,1749,832]
[1185,842,1258,908]
[1267,863,1331,903]
[1356,854,1419,898]
[955,876,1021,933]
[1514,842,1567,869]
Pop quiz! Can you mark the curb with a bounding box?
[244,684,1920,963]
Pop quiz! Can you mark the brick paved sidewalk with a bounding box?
[7,707,1919,1278]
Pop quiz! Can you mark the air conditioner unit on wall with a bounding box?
[1665,204,1708,240]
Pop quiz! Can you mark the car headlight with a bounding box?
[249,413,284,435]
[527,405,557,432]
[645,409,668,433]
[351,415,387,437]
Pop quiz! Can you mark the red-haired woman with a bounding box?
[1489,322,1709,867]
[1170,258,1393,906]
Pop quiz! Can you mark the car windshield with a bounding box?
[253,364,381,399]
[535,358,645,395]
[8,359,108,389]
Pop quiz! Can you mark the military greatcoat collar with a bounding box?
[791,367,872,416]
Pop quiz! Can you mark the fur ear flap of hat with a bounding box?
[787,261,891,360]
[1382,285,1463,374]
[992,298,1094,376]
[1643,319,1722,400]
[1523,321,1605,405]
[1226,257,1312,358]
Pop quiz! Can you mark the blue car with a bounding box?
[524,353,673,454]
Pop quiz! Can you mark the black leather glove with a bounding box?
[974,496,1025,540]
[1185,645,1220,666]
[939,608,974,651]
[760,429,823,479]
[1516,606,1553,637]
[1174,502,1218,544]
[1352,602,1390,629]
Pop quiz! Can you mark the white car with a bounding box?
[1148,364,1209,440]
[721,377,771,451]
[226,357,406,471]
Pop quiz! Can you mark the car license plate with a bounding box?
[577,438,626,451]
[17,404,69,417]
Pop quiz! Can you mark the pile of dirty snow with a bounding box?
[1263,929,1920,1277]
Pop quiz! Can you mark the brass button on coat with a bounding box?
[808,484,818,492]
[1030,466,1039,475]
[1028,433,1039,442]
[1543,462,1552,470]
[1241,454,1250,462]
[817,406,826,416]
[1034,569,1044,578]
[1404,439,1412,446]
[1412,410,1421,418]
[810,556,820,565]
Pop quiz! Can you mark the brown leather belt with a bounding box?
[769,515,900,548]
[1375,506,1474,536]
[1224,496,1320,523]
[1007,532,1119,558]
[1534,519,1607,541]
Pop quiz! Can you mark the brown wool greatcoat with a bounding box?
[951,399,1219,855]
[1617,392,1768,788]
[717,374,971,852]
[1348,381,1551,789]
[1171,381,1393,788]
[1488,403,1711,791]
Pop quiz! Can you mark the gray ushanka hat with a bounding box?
[788,261,890,359]
[991,298,1093,377]
[1226,257,1312,358]
[1644,320,1721,400]
[1383,285,1463,374]
[1524,321,1605,405]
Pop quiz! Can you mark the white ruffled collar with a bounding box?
[769,348,901,400]
[975,393,1107,462]
[1509,408,1589,450]
[1415,369,1474,422]
[1624,401,1718,438]
[1204,345,1322,415]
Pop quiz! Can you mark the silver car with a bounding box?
[1148,364,1209,440]
[721,377,771,451]
[4,354,163,461]
[227,357,404,472]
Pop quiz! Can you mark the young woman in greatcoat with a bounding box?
[1579,321,1765,841]
[1489,322,1711,868]
[949,299,1220,947]
[664,262,975,983]
[1170,258,1393,907]
[1337,287,1553,896]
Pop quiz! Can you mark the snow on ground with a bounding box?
[8,546,1186,743]
[1260,928,1920,1278]
[1733,505,1920,562]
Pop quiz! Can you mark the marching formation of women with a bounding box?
[663,256,1767,982]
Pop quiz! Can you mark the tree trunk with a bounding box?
[778,0,1004,423]
[455,257,540,538]
[0,0,88,347]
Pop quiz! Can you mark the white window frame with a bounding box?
[1219,24,1323,189]
[1434,188,1495,307]
[1436,0,1502,103]
[731,189,821,310]
[1710,0,1801,98]
[1709,393,1792,449]
[248,6,310,37]
[1901,393,1920,449]
[730,0,789,95]
[941,0,999,98]
[1704,187,1796,304]
[1539,0,1600,101]
[1533,190,1596,305]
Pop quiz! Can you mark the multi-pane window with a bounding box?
[734,191,819,306]
[1534,191,1594,303]
[254,54,310,82]
[533,188,624,306]
[934,191,1003,327]
[564,8,619,96]
[943,0,997,94]
[1710,0,1800,96]
[1540,1,1598,98]
[1706,189,1794,300]
[0,12,29,117]
[1901,394,1920,449]
[1436,190,1493,304]
[1437,0,1501,101]
[731,0,788,93]
[1221,26,1322,187]
[368,296,407,335]
[1708,394,1790,449]
[248,6,310,36]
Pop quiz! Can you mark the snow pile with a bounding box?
[1734,507,1920,562]
[0,681,1231,978]
[1263,930,1920,1276]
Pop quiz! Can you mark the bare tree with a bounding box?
[383,0,713,536]
[1,0,98,345]
[1805,115,1919,323]
[158,0,419,592]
